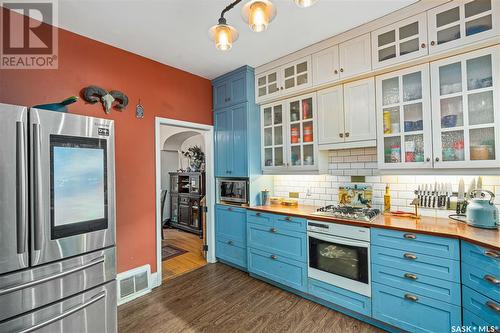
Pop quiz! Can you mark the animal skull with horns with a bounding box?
[82,86,129,114]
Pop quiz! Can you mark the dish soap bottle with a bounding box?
[384,185,391,213]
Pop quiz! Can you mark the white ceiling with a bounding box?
[55,0,417,79]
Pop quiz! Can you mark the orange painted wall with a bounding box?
[0,9,213,273]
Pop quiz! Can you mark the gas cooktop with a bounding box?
[311,205,381,222]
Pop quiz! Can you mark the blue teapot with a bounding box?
[466,190,499,229]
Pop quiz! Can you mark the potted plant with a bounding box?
[182,146,205,172]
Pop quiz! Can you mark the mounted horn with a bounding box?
[109,90,129,110]
[82,86,108,104]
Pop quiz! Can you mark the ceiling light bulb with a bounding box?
[294,0,317,8]
[209,19,239,51]
[242,0,276,33]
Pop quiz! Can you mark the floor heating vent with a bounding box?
[117,264,151,305]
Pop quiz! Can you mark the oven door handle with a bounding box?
[0,256,105,296]
[308,232,369,248]
[18,291,106,333]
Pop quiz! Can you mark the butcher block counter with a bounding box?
[247,204,500,251]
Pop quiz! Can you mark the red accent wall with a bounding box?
[0,8,213,273]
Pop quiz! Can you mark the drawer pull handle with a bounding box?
[484,275,500,285]
[227,207,233,211]
[270,255,277,260]
[404,253,417,260]
[227,240,234,245]
[404,273,418,280]
[403,233,416,239]
[486,301,500,313]
[404,294,418,302]
[284,217,292,221]
[484,250,500,259]
[256,212,261,216]
[270,228,277,233]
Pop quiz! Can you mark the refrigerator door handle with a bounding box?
[0,255,105,296]
[16,121,27,255]
[33,123,43,251]
[18,291,106,333]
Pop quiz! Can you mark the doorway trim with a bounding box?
[154,117,215,288]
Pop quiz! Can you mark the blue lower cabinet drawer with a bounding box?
[461,242,500,278]
[246,210,273,227]
[463,309,499,332]
[308,278,371,316]
[463,285,500,326]
[372,245,460,283]
[372,264,461,306]
[248,247,307,292]
[215,205,246,246]
[247,223,306,262]
[372,282,462,333]
[216,238,247,269]
[462,262,500,303]
[371,228,459,260]
[274,215,307,233]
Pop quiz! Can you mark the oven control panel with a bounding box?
[307,220,370,242]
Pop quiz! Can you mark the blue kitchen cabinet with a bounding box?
[215,204,247,270]
[213,66,260,178]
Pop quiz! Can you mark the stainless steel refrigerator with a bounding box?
[0,103,117,332]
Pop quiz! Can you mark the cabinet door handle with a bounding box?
[421,43,426,48]
[227,240,234,245]
[435,157,440,162]
[486,301,500,313]
[404,253,417,260]
[403,233,416,239]
[340,68,344,73]
[485,250,500,259]
[334,69,338,74]
[345,132,349,138]
[426,157,431,162]
[270,255,277,260]
[430,41,436,46]
[270,227,277,233]
[404,294,418,302]
[284,216,292,221]
[280,87,284,90]
[227,207,233,211]
[484,275,500,285]
[404,273,418,280]
[339,133,344,138]
[255,212,262,216]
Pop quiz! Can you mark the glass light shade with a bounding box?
[294,0,317,7]
[209,23,239,51]
[242,0,276,32]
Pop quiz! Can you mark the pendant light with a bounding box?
[209,0,242,51]
[242,0,276,33]
[294,0,318,8]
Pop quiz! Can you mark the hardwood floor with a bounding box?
[119,263,384,333]
[162,228,206,281]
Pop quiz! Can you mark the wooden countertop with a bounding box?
[247,204,500,251]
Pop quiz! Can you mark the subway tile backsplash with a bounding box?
[273,148,500,218]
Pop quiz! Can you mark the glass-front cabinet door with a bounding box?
[280,56,312,94]
[431,46,500,168]
[286,94,317,170]
[261,102,286,170]
[372,13,428,69]
[376,64,433,169]
[256,69,281,101]
[428,0,500,54]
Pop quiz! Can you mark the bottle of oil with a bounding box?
[384,185,391,213]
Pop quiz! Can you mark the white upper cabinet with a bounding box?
[256,57,311,103]
[339,34,372,79]
[317,78,376,149]
[343,78,376,143]
[312,45,340,86]
[427,0,500,54]
[372,13,428,69]
[312,34,371,86]
[430,46,500,168]
[376,64,433,169]
[317,85,344,145]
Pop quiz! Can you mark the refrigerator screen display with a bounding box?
[53,146,105,226]
[50,135,108,239]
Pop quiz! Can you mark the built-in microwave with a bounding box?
[217,178,248,205]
